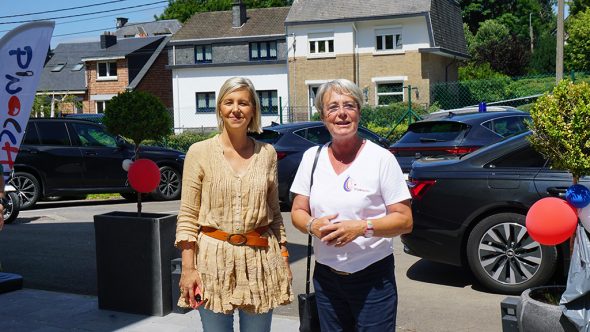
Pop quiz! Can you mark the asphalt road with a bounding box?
[0,198,507,331]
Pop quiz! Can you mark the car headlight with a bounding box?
[178,154,186,160]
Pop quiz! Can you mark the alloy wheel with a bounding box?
[157,167,180,200]
[477,222,543,286]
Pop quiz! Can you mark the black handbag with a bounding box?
[298,145,322,332]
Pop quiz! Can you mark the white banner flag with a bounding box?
[0,21,54,182]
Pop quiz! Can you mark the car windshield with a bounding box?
[397,121,469,143]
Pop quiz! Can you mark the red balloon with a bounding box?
[525,197,577,245]
[127,159,161,193]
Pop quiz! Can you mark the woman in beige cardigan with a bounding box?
[175,77,293,331]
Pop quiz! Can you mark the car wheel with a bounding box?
[10,172,41,210]
[466,212,557,294]
[151,166,181,201]
[2,192,20,224]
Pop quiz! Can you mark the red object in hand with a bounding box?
[127,159,161,193]
[192,285,205,309]
[525,197,577,245]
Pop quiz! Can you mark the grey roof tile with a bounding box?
[285,0,431,23]
[115,19,182,38]
[171,7,290,41]
[38,36,167,93]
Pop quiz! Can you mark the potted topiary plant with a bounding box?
[103,90,173,215]
[516,79,590,331]
[93,90,178,316]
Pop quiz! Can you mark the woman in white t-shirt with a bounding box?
[290,79,413,331]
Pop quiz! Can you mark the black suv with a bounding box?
[390,107,531,174]
[12,118,185,209]
[402,132,577,294]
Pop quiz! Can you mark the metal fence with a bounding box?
[430,71,590,110]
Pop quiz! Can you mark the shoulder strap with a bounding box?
[305,145,323,295]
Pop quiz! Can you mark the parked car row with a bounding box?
[13,108,559,296]
[402,131,573,294]
[11,118,185,209]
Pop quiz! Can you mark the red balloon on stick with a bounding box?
[127,159,161,193]
[525,197,577,245]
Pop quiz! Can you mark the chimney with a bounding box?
[100,32,117,49]
[232,0,246,28]
[116,17,128,28]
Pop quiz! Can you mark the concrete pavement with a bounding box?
[0,288,299,331]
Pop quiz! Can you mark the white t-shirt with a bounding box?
[290,140,411,273]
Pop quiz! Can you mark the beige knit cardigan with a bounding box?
[175,135,293,314]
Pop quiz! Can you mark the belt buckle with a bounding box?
[227,233,247,246]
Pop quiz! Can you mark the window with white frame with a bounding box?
[97,61,117,79]
[195,45,212,63]
[376,82,404,105]
[250,41,277,60]
[308,32,334,56]
[96,100,109,113]
[196,92,216,113]
[257,90,278,114]
[375,28,402,51]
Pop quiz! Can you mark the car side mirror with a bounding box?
[115,136,127,147]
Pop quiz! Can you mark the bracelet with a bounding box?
[281,250,289,257]
[306,217,317,236]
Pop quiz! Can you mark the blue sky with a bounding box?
[0,0,168,48]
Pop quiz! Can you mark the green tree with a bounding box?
[470,19,531,76]
[528,80,590,183]
[569,0,590,16]
[31,95,51,117]
[103,90,173,215]
[458,62,508,80]
[158,0,291,22]
[528,31,556,74]
[565,8,590,71]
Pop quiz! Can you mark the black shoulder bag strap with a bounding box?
[305,145,323,296]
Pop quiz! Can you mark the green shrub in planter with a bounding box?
[528,80,590,184]
[103,90,173,214]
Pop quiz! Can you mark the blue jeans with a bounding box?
[313,255,398,332]
[198,307,273,332]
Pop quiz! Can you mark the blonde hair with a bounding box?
[216,77,262,133]
[314,79,363,119]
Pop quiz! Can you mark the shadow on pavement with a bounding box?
[406,258,489,292]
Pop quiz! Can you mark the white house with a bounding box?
[168,2,290,131]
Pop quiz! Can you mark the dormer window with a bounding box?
[51,63,66,72]
[249,41,277,60]
[97,61,117,79]
[195,45,212,63]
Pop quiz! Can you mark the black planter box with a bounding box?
[94,212,179,316]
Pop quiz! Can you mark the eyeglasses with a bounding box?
[325,102,358,116]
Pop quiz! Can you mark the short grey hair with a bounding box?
[314,79,363,119]
[215,77,262,133]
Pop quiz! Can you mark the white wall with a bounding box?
[287,16,431,58]
[172,64,288,131]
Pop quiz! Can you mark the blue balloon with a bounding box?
[565,184,590,208]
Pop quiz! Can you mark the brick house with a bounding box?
[37,23,178,115]
[167,2,290,131]
[285,0,469,120]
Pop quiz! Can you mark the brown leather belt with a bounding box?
[200,226,269,247]
[329,267,352,276]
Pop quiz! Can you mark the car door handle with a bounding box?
[547,187,567,198]
[84,151,97,156]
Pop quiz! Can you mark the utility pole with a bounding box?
[556,0,565,83]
